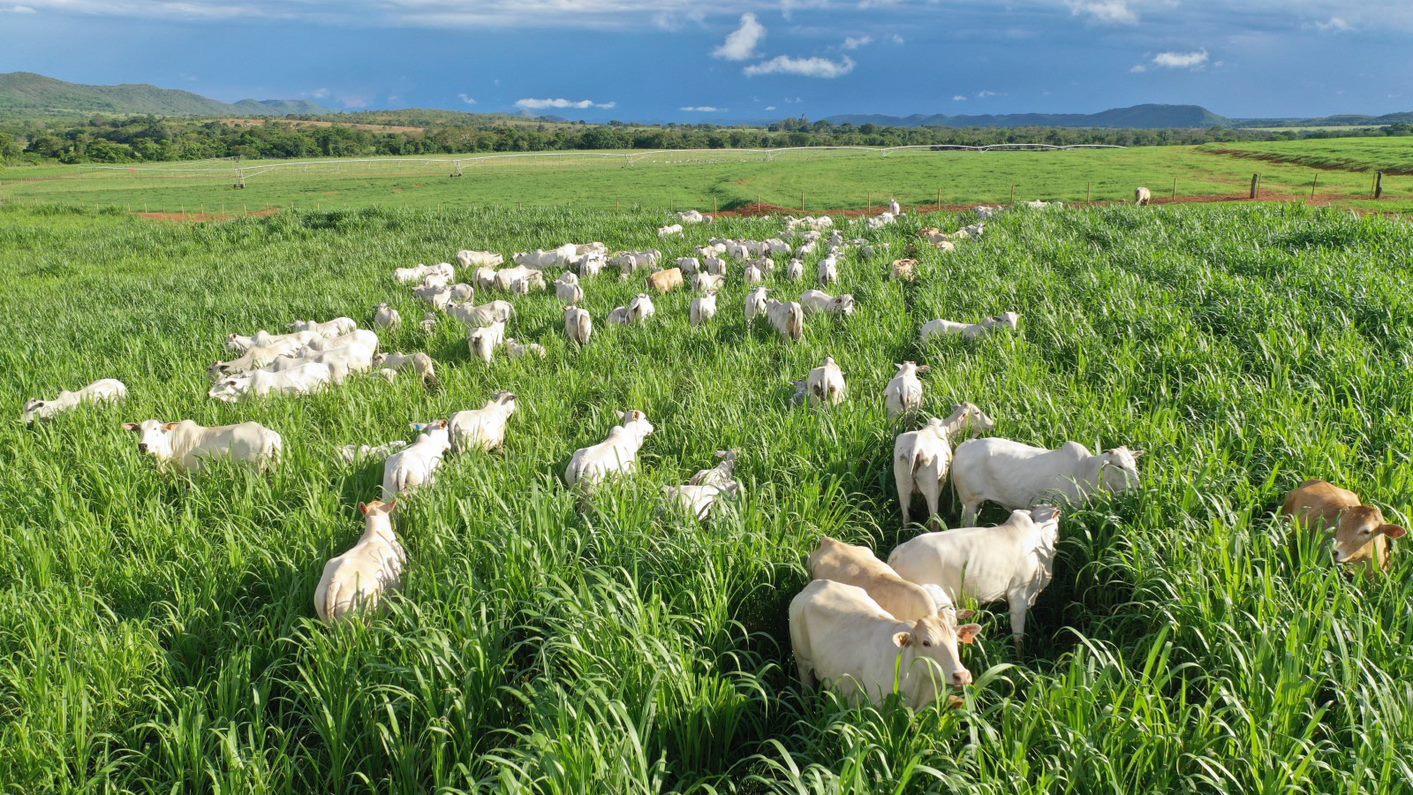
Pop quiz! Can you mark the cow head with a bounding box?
[1333,505,1406,568]
[123,420,177,460]
[896,613,984,689]
[207,376,251,403]
[1099,447,1144,493]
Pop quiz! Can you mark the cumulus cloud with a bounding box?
[514,97,616,110]
[744,54,855,78]
[4,4,37,12]
[1067,0,1137,25]
[458,93,478,105]
[310,87,331,99]
[713,12,766,61]
[680,105,725,112]
[764,105,777,110]
[841,34,872,50]
[1153,49,1209,68]
[1312,16,1352,31]
[953,95,968,101]
[976,89,1000,97]
[890,34,905,45]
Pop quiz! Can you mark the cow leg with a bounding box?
[796,659,816,691]
[921,475,943,531]
[959,500,981,528]
[1007,592,1028,651]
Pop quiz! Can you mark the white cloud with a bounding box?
[1312,16,1352,31]
[4,4,37,12]
[1067,0,1137,24]
[680,105,725,112]
[514,97,616,110]
[744,54,855,78]
[890,34,905,45]
[976,89,1000,97]
[310,87,331,99]
[712,12,765,61]
[458,93,478,105]
[765,105,777,110]
[1152,48,1209,68]
[953,95,968,101]
[841,34,872,50]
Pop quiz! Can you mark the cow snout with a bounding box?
[138,443,148,453]
[952,670,973,687]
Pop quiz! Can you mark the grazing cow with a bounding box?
[494,265,546,294]
[266,342,376,385]
[786,258,805,281]
[891,258,918,283]
[337,440,408,465]
[807,537,953,622]
[894,415,959,528]
[506,338,546,360]
[448,300,514,329]
[419,313,439,334]
[473,267,499,292]
[611,250,663,278]
[449,392,518,453]
[394,263,454,285]
[890,506,1062,642]
[663,450,740,521]
[564,306,593,346]
[788,579,982,707]
[800,290,855,317]
[975,206,1002,220]
[658,223,684,237]
[951,439,1143,525]
[694,272,723,293]
[468,321,507,364]
[704,256,727,277]
[303,329,378,354]
[609,294,655,326]
[457,250,503,269]
[24,378,127,424]
[208,361,334,402]
[227,329,318,353]
[564,410,655,490]
[1281,480,1407,574]
[648,267,684,294]
[1135,187,1152,206]
[578,252,606,278]
[555,272,585,304]
[677,209,705,224]
[766,238,792,257]
[290,317,357,338]
[124,419,282,473]
[690,293,717,327]
[314,501,407,622]
[373,304,402,330]
[818,256,839,286]
[866,212,896,231]
[744,288,770,324]
[919,313,1020,342]
[676,257,701,276]
[889,197,901,215]
[210,336,310,379]
[884,362,929,419]
[766,300,805,342]
[807,356,846,406]
[372,351,437,388]
[413,283,453,310]
[513,248,570,269]
[449,283,476,303]
[743,263,765,285]
[380,421,451,500]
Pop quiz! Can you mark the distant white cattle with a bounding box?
[373,304,402,330]
[506,338,546,360]
[468,320,506,364]
[694,272,723,293]
[208,361,333,402]
[951,438,1143,525]
[413,283,453,310]
[663,450,740,522]
[305,329,379,354]
[892,403,996,528]
[314,500,407,621]
[381,421,451,499]
[372,351,437,387]
[449,392,518,453]
[884,361,928,419]
[765,300,805,342]
[690,293,717,327]
[608,294,655,326]
[394,263,454,285]
[210,336,310,379]
[658,223,684,237]
[337,440,408,465]
[419,313,439,334]
[677,210,706,224]
[564,410,655,490]
[24,378,127,424]
[744,288,769,324]
[448,300,514,329]
[818,255,839,286]
[919,312,1020,342]
[800,290,855,317]
[227,329,318,353]
[889,506,1062,641]
[555,272,585,304]
[266,342,376,384]
[290,317,357,337]
[564,306,593,346]
[124,419,281,473]
[494,265,546,294]
[785,258,805,281]
[807,356,846,406]
[457,250,503,269]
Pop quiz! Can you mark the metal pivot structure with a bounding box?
[234,168,246,190]
[450,160,463,178]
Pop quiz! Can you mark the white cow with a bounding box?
[766,300,805,342]
[124,419,281,473]
[564,306,593,346]
[506,339,546,360]
[1135,187,1152,206]
[677,209,706,224]
[394,263,454,285]
[420,313,439,334]
[414,282,452,310]
[676,257,701,276]
[373,304,402,330]
[555,272,585,304]
[473,267,499,292]
[919,312,1020,342]
[703,256,727,277]
[788,580,982,708]
[658,223,684,237]
[210,336,309,379]
[449,392,518,453]
[290,317,357,337]
[807,357,846,406]
[381,421,451,500]
[314,500,407,622]
[951,438,1143,525]
[892,403,997,528]
[306,329,379,353]
[800,290,855,317]
[448,300,514,329]
[785,259,805,282]
[610,250,663,278]
[449,283,476,303]
[663,449,740,521]
[564,410,655,490]
[743,263,765,285]
[884,361,929,419]
[457,250,503,269]
[468,321,506,364]
[24,378,127,424]
[372,351,437,387]
[208,361,333,402]
[266,342,376,384]
[818,256,839,286]
[227,329,318,353]
[337,440,409,465]
[690,293,717,327]
[889,506,1062,641]
[694,272,723,293]
[494,265,546,294]
[807,536,952,622]
[608,294,655,326]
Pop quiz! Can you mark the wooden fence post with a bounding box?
[1249,174,1260,200]
[801,191,806,212]
[1009,184,1016,204]
[937,187,942,210]
[1374,171,1384,199]
[1171,177,1177,200]
[867,192,871,212]
[1310,173,1319,199]
[1086,182,1092,203]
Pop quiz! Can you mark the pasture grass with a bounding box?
[2,201,1413,791]
[1203,136,1413,176]
[3,144,1412,215]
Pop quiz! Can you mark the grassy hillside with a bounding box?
[0,72,323,119]
[3,202,1412,791]
[1201,137,1413,175]
[826,104,1230,129]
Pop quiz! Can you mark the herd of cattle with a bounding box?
[22,198,1404,711]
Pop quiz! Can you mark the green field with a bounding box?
[1203,137,1413,175]
[4,200,1413,791]
[3,140,1411,216]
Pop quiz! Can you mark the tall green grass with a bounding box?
[1,202,1411,792]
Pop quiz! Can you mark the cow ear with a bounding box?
[957,624,983,645]
[956,609,976,621]
[1131,449,1147,459]
[163,422,179,431]
[122,422,139,432]
[917,365,931,374]
[893,631,912,648]
[384,501,397,513]
[358,502,369,515]
[1382,524,1407,540]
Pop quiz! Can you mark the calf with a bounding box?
[314,501,407,622]
[564,306,593,346]
[555,272,584,304]
[373,304,402,330]
[208,361,334,402]
[690,293,717,327]
[564,410,655,489]
[381,421,451,499]
[24,378,127,424]
[800,290,855,317]
[648,267,684,294]
[807,536,953,622]
[1281,480,1406,574]
[124,419,281,473]
[889,506,1062,642]
[788,580,982,708]
[807,357,846,406]
[449,392,518,453]
[290,317,357,338]
[766,300,805,342]
[951,438,1142,525]
[884,361,928,419]
[468,321,506,363]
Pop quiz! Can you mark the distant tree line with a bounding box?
[0,114,1409,165]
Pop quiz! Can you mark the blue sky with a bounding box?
[1,1,1409,122]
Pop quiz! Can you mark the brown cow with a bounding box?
[1281,479,1406,574]
[647,267,684,294]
